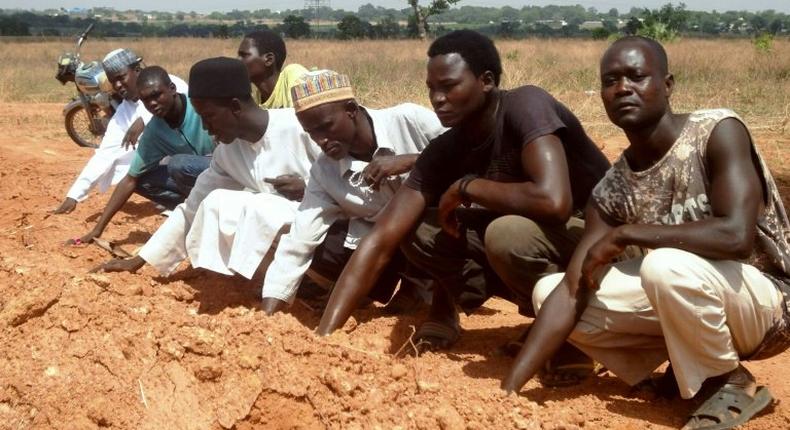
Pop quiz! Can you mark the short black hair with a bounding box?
[608,36,669,75]
[244,29,287,70]
[137,65,171,87]
[428,30,503,86]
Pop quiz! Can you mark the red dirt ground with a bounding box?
[0,103,788,430]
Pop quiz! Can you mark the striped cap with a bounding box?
[290,70,354,113]
[101,48,142,75]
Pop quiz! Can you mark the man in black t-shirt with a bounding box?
[316,31,610,367]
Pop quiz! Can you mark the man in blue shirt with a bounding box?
[68,66,214,245]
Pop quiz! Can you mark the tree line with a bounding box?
[1,3,788,40]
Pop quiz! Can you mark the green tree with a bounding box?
[375,15,401,39]
[497,20,520,38]
[407,0,461,40]
[591,27,610,40]
[280,15,311,39]
[624,16,642,35]
[639,2,688,40]
[0,16,30,35]
[216,24,229,38]
[337,15,370,39]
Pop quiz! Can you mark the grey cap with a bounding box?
[101,48,142,75]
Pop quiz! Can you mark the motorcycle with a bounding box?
[55,23,121,148]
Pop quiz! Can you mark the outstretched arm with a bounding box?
[501,203,615,393]
[68,174,138,244]
[317,186,428,335]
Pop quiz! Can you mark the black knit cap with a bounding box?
[188,57,251,99]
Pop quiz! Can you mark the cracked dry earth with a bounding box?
[1,103,789,430]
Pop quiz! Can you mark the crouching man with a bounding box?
[259,69,446,314]
[68,66,214,245]
[316,30,611,367]
[504,36,790,430]
[92,57,320,279]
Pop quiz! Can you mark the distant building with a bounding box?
[534,19,567,29]
[579,20,604,30]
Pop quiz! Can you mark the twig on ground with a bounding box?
[305,391,329,427]
[93,238,132,258]
[394,325,423,358]
[138,379,148,409]
[323,340,383,358]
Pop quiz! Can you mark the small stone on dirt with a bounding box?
[86,273,110,289]
[390,363,408,380]
[342,316,358,334]
[417,380,438,393]
[434,403,464,429]
[194,364,223,381]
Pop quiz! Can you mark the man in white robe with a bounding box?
[53,48,188,214]
[259,69,446,314]
[92,57,320,278]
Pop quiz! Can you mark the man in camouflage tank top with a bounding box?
[501,36,790,430]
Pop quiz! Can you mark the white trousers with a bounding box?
[185,189,298,279]
[533,248,783,399]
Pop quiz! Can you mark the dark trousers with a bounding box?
[308,219,406,304]
[135,154,211,210]
[401,208,584,317]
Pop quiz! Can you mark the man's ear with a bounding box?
[480,70,497,92]
[664,73,675,98]
[343,99,359,118]
[230,98,243,116]
[168,81,177,92]
[263,52,276,68]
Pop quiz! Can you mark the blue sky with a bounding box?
[3,1,787,14]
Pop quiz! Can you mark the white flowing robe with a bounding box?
[137,108,320,278]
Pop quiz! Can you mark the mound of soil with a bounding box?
[1,103,788,429]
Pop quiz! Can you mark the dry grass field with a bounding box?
[0,37,788,429]
[2,37,789,137]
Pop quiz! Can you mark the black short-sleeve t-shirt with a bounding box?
[405,85,611,211]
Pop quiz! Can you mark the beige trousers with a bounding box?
[533,247,783,399]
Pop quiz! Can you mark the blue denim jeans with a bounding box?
[135,154,211,209]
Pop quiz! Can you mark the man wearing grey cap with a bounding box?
[91,57,321,285]
[52,48,187,215]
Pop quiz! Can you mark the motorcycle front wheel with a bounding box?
[64,103,103,148]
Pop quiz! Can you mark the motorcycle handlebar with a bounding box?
[81,23,95,38]
[75,23,95,52]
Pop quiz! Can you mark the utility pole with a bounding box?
[304,0,330,32]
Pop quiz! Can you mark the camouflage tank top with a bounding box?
[592,109,790,306]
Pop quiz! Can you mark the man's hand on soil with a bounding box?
[52,197,77,214]
[90,255,145,273]
[66,229,100,246]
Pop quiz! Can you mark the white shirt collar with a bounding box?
[337,106,395,176]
